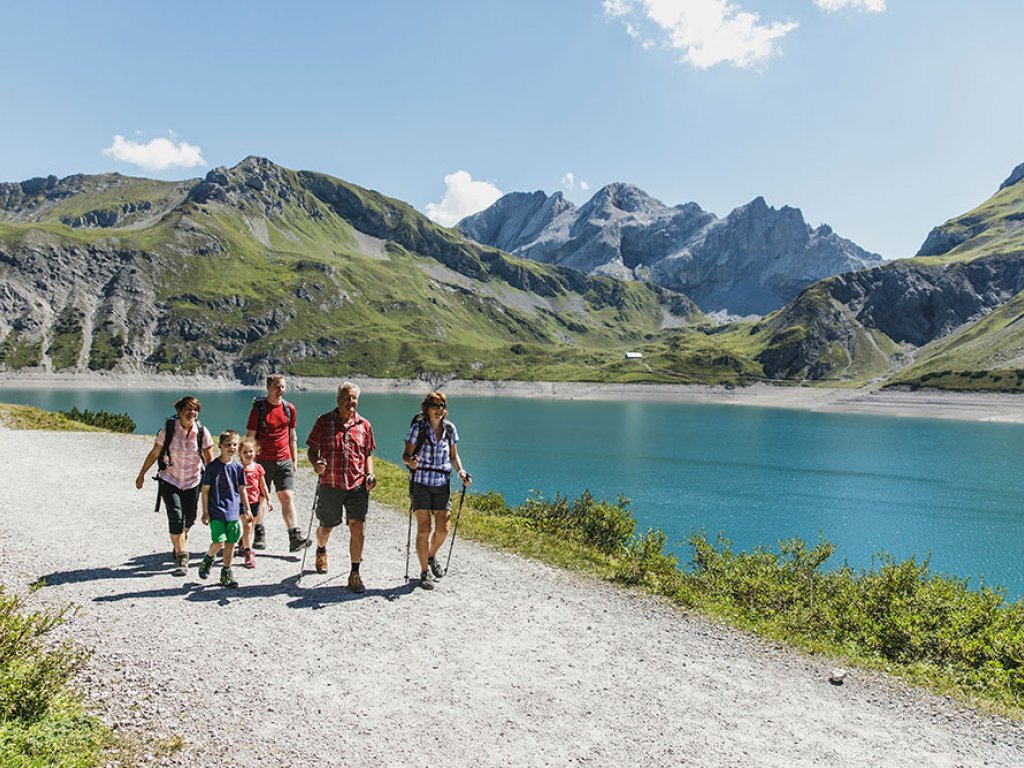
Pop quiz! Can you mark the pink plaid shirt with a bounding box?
[156,420,213,490]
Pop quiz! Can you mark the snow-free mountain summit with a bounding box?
[458,183,883,316]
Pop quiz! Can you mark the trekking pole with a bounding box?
[444,477,470,576]
[404,481,414,581]
[299,478,321,578]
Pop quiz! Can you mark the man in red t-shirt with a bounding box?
[306,381,377,593]
[245,374,311,552]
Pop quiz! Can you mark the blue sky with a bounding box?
[3,1,1022,259]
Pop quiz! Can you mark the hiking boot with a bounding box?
[288,528,311,552]
[315,548,328,574]
[172,552,188,577]
[197,554,214,580]
[220,567,238,589]
[242,548,256,570]
[428,556,444,580]
[418,571,434,590]
[252,524,267,550]
[348,572,365,594]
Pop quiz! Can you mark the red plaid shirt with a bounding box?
[306,410,375,490]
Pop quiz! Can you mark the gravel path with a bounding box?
[3,428,1023,767]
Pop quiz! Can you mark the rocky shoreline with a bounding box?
[3,370,1024,423]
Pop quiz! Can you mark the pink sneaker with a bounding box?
[243,548,256,569]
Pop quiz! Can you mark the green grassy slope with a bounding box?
[1,159,771,383]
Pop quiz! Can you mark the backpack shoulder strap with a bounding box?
[412,414,429,455]
[157,417,176,469]
[195,419,206,466]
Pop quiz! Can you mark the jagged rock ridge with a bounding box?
[459,184,883,316]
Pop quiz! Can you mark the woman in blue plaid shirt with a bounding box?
[402,391,471,590]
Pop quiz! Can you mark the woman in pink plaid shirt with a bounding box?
[136,395,214,576]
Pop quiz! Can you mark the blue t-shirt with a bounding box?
[202,459,245,522]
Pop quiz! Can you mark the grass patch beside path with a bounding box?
[375,459,1024,720]
[0,587,115,768]
[0,403,103,432]
[0,402,125,766]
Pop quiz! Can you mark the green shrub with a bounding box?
[616,528,680,592]
[510,489,636,554]
[0,589,89,721]
[59,408,135,433]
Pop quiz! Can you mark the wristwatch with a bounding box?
[366,473,376,483]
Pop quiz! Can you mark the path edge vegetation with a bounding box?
[1,402,1021,767]
[372,460,1024,721]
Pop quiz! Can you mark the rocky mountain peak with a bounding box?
[584,183,663,216]
[462,183,883,315]
[1000,161,1024,191]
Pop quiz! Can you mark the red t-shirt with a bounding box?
[246,399,296,462]
[242,461,265,505]
[306,410,375,490]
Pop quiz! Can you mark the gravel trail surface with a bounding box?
[2,428,1022,767]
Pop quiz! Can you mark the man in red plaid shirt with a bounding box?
[306,381,377,593]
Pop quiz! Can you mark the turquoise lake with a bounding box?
[5,386,1024,597]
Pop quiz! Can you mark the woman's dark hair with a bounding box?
[174,396,201,414]
[420,391,447,418]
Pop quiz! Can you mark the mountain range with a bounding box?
[458,184,883,316]
[2,157,1024,391]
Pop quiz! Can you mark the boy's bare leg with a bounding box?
[223,543,235,568]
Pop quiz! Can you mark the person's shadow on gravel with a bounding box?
[283,573,416,610]
[36,552,173,588]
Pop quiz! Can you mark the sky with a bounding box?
[3,0,1023,260]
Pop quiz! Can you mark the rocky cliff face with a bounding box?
[459,185,882,316]
[0,158,698,381]
[757,163,1024,381]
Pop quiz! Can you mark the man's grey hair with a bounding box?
[338,381,360,397]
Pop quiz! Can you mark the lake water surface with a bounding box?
[5,386,1023,597]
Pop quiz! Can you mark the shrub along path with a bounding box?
[1,427,1022,767]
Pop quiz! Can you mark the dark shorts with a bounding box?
[259,459,295,492]
[160,481,200,535]
[411,482,451,512]
[315,485,369,527]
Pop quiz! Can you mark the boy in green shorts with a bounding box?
[199,430,252,589]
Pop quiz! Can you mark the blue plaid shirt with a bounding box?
[405,418,459,487]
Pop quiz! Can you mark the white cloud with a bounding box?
[562,172,591,194]
[813,0,885,11]
[102,133,206,172]
[605,0,798,70]
[424,170,503,227]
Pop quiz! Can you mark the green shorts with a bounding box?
[210,519,242,544]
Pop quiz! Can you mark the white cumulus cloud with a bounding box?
[813,0,885,11]
[562,172,590,194]
[424,171,503,227]
[604,0,798,70]
[102,133,206,172]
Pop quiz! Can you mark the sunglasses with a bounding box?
[428,402,445,409]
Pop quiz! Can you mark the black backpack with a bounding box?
[252,396,293,439]
[156,416,205,471]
